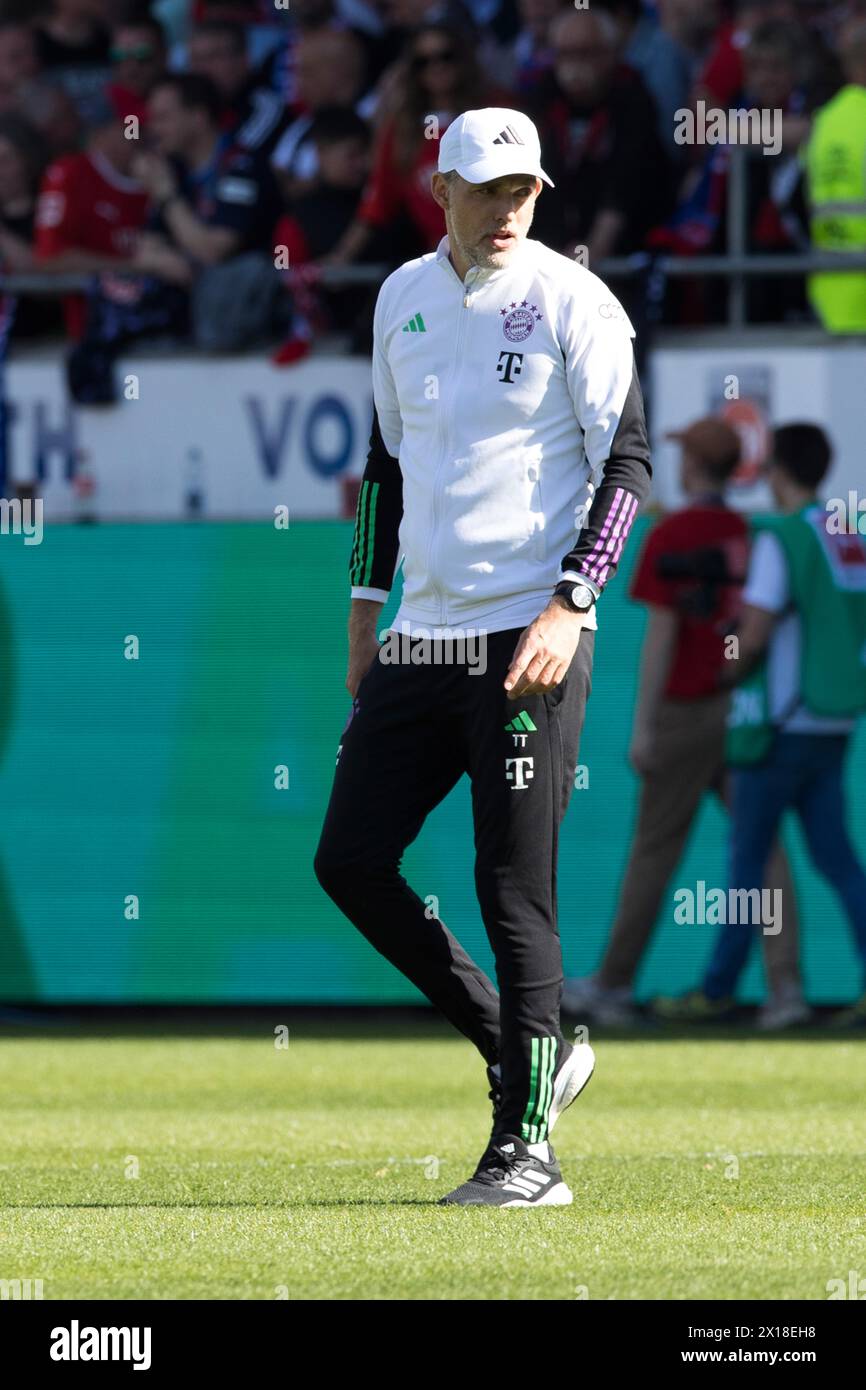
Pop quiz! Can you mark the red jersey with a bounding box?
[35,150,149,338]
[358,115,446,250]
[630,504,750,700]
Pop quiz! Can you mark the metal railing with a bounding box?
[2,149,864,330]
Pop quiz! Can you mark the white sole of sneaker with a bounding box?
[548,1041,595,1133]
[502,1181,573,1207]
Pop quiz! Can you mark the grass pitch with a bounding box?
[0,1016,863,1300]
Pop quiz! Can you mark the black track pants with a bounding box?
[314,626,594,1141]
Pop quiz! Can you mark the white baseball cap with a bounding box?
[438,107,554,188]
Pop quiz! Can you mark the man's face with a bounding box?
[296,34,362,110]
[188,31,247,99]
[147,86,192,155]
[434,172,541,271]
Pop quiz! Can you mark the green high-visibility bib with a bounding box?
[804,85,866,333]
[726,505,866,765]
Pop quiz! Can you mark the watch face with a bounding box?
[572,584,594,610]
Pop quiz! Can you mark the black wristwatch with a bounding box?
[553,579,599,613]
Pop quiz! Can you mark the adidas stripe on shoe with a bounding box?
[439,1134,572,1207]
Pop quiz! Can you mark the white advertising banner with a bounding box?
[4,342,864,522]
[3,353,373,520]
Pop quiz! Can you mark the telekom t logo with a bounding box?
[505,757,534,790]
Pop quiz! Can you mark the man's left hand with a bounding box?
[504,596,591,699]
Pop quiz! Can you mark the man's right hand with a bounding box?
[346,629,380,698]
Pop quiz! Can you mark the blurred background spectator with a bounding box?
[0,0,859,346]
[271,25,372,195]
[34,94,148,337]
[108,9,168,124]
[34,0,114,127]
[529,7,676,261]
[321,20,510,269]
[0,18,81,156]
[187,17,288,156]
[0,111,63,336]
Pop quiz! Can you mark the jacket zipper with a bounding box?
[427,265,476,626]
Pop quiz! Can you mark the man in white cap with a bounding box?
[315,107,651,1206]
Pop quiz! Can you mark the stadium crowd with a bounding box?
[0,0,863,362]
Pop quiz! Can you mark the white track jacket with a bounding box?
[349,234,651,635]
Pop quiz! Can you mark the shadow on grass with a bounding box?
[0,1004,861,1044]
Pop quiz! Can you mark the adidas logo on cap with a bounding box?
[492,124,525,146]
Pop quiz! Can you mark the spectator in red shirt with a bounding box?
[322,21,509,267]
[562,417,802,1029]
[34,99,149,338]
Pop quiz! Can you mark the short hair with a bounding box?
[770,423,832,488]
[307,106,370,147]
[189,19,247,54]
[151,73,223,125]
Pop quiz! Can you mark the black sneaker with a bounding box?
[439,1134,573,1207]
[486,1040,595,1132]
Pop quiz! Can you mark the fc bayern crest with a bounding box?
[500,299,543,342]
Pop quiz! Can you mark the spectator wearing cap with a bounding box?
[187,19,289,159]
[659,423,866,1026]
[563,416,803,1031]
[34,96,149,339]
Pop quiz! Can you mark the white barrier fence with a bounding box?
[3,340,864,520]
[4,352,372,520]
